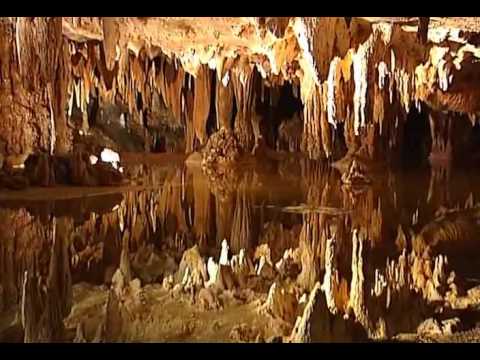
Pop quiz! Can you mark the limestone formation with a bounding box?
[3,16,480,344]
[175,245,208,291]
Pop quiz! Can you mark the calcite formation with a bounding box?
[1,17,480,166]
[3,17,480,344]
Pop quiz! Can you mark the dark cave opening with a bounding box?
[263,82,303,150]
[400,104,431,169]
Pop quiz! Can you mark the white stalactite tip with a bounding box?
[89,155,98,165]
[222,71,230,87]
[101,148,120,164]
[377,61,389,90]
[327,57,340,129]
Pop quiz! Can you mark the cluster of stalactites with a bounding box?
[67,33,287,153]
[298,23,426,160]
[66,40,186,128]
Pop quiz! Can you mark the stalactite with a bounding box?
[50,20,72,155]
[320,84,333,157]
[215,76,233,130]
[193,64,211,145]
[184,86,196,152]
[352,36,374,136]
[231,56,256,151]
[102,17,119,72]
[327,57,341,128]
[165,57,185,125]
[301,85,325,160]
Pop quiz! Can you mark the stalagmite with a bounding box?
[261,282,298,324]
[219,239,230,266]
[206,257,219,287]
[175,245,208,290]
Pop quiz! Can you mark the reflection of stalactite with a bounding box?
[259,222,301,263]
[159,169,188,239]
[105,233,127,342]
[215,195,234,245]
[348,230,368,329]
[296,166,342,291]
[429,111,452,166]
[347,229,386,339]
[297,215,322,291]
[21,217,73,343]
[427,163,451,205]
[0,212,18,310]
[322,235,339,314]
[192,170,212,250]
[346,187,384,248]
[230,183,254,254]
[121,191,154,252]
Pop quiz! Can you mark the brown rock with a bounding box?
[198,287,221,311]
[262,282,299,324]
[175,245,208,290]
[229,324,259,342]
[417,318,443,336]
[216,265,237,291]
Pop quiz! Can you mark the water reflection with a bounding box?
[1,156,480,342]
